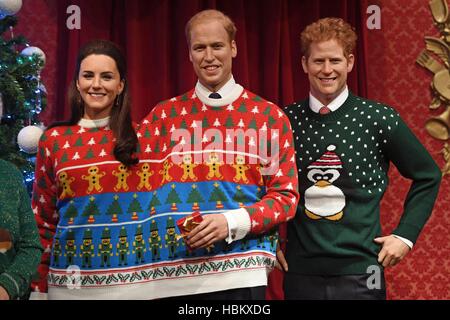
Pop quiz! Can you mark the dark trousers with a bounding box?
[284,273,386,300]
[161,286,267,300]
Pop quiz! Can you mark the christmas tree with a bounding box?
[106,195,124,222]
[82,197,101,224]
[0,8,47,190]
[209,182,227,209]
[127,193,143,221]
[186,184,205,211]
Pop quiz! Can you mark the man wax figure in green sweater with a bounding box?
[278,17,442,300]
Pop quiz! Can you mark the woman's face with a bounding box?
[76,54,124,120]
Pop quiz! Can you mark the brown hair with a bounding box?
[48,40,138,167]
[301,17,357,58]
[185,9,237,45]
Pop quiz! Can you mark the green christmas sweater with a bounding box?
[137,87,299,298]
[284,93,441,275]
[0,159,42,299]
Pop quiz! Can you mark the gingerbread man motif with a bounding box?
[82,166,106,193]
[112,164,132,191]
[159,160,173,184]
[137,163,154,190]
[206,152,223,180]
[179,154,198,182]
[231,155,250,183]
[58,171,75,199]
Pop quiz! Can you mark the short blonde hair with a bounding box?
[301,17,357,58]
[185,9,237,45]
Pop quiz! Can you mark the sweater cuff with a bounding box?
[0,273,19,300]
[393,223,422,244]
[392,234,414,249]
[222,208,251,244]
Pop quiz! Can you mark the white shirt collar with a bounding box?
[195,76,244,107]
[196,76,236,98]
[78,116,110,129]
[309,86,349,113]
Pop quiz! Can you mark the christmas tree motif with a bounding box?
[186,184,205,211]
[52,140,60,152]
[60,151,69,164]
[287,167,296,178]
[144,127,151,138]
[63,200,79,225]
[280,153,287,164]
[225,115,234,128]
[252,95,263,102]
[180,119,188,130]
[127,193,143,221]
[202,116,210,128]
[181,94,189,101]
[248,118,258,130]
[266,199,275,209]
[282,122,290,135]
[106,195,124,223]
[160,124,167,137]
[268,115,276,128]
[148,191,161,215]
[237,102,247,112]
[152,113,159,123]
[74,136,83,147]
[82,196,101,224]
[84,148,95,159]
[209,182,227,209]
[232,185,249,208]
[39,146,45,158]
[237,132,245,146]
[170,105,177,118]
[259,137,267,153]
[263,106,271,115]
[63,141,70,149]
[213,118,221,127]
[165,184,183,212]
[154,140,160,153]
[191,102,199,114]
[99,135,109,144]
[64,128,73,136]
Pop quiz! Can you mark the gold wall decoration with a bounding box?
[416,0,450,176]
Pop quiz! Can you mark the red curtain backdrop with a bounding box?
[15,0,449,299]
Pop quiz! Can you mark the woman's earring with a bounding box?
[116,94,121,107]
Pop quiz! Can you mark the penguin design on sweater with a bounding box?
[304,145,345,221]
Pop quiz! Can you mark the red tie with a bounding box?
[319,106,331,115]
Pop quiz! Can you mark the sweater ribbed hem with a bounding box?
[47,267,269,300]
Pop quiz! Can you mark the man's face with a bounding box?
[302,39,354,105]
[189,20,237,92]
